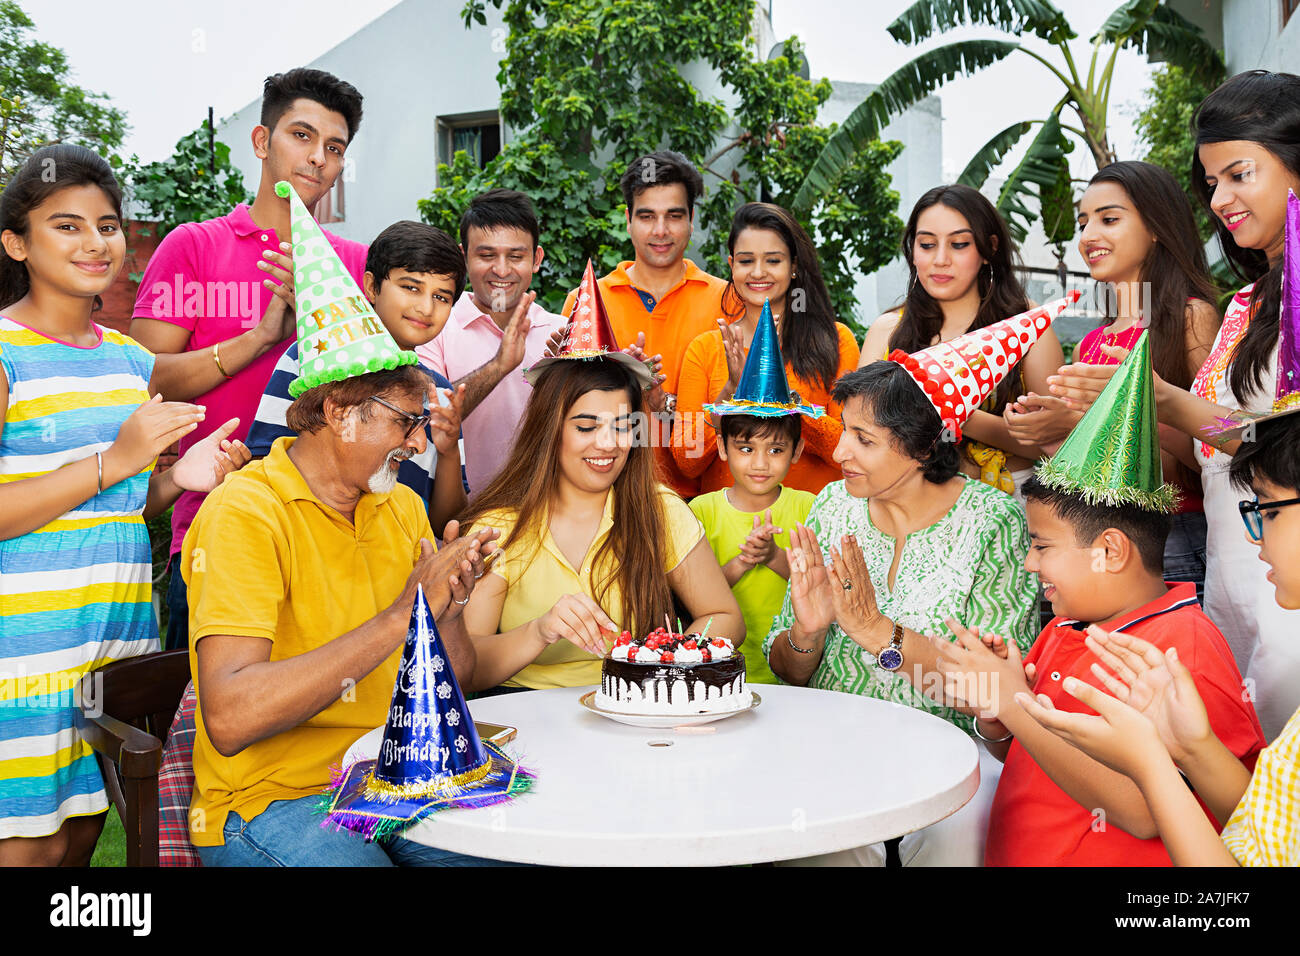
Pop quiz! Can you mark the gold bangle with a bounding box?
[212,342,234,380]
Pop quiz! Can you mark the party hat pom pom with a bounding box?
[275,180,291,198]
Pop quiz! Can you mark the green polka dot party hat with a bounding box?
[277,180,417,398]
[1035,330,1179,512]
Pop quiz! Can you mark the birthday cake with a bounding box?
[596,628,748,715]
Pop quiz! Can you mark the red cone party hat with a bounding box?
[523,259,653,387]
[888,292,1080,439]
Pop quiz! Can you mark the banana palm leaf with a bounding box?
[790,39,1020,215]
[956,121,1034,188]
[1094,0,1223,83]
[888,0,1074,45]
[995,111,1069,242]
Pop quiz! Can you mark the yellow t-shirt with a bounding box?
[689,486,815,684]
[1220,705,1300,866]
[473,486,704,689]
[181,437,433,847]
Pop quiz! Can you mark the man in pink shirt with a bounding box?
[130,68,368,650]
[417,189,565,495]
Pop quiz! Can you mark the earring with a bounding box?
[981,262,995,302]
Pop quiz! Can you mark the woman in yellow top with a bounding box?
[460,358,743,691]
[859,185,1065,495]
[672,203,860,496]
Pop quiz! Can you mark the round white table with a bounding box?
[344,683,980,866]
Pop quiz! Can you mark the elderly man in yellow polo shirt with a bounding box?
[181,363,502,866]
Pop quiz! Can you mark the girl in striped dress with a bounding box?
[0,145,248,865]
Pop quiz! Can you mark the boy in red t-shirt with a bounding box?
[936,334,1265,866]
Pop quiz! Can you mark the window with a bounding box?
[316,176,345,225]
[436,111,502,178]
[1286,0,1299,26]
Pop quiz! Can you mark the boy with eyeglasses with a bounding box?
[1015,412,1300,865]
[246,221,469,531]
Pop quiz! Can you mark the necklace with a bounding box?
[1083,321,1144,365]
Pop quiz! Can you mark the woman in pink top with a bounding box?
[1009,161,1219,601]
[1048,71,1300,740]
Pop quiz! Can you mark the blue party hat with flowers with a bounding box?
[703,299,824,418]
[321,585,533,841]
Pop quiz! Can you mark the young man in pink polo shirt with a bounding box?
[416,189,566,495]
[130,68,368,650]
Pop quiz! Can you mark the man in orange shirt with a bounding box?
[563,151,726,498]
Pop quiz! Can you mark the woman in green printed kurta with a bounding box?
[765,361,1037,866]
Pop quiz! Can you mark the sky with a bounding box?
[22,0,1159,180]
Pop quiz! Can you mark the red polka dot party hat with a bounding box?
[887,291,1080,440]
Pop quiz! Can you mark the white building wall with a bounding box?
[819,82,943,323]
[219,0,510,244]
[1222,0,1300,73]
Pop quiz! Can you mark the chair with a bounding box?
[76,649,191,867]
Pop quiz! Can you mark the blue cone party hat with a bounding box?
[321,585,533,841]
[703,299,824,418]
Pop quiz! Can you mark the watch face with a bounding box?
[878,646,904,671]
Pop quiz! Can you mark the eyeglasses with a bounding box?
[1238,495,1300,542]
[369,395,430,441]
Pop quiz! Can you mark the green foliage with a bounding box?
[794,0,1225,244]
[424,0,903,332]
[0,0,129,182]
[124,122,252,240]
[1134,61,1220,243]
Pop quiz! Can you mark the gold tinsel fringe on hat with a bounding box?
[360,757,492,801]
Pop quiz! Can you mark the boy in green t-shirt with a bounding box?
[689,412,814,683]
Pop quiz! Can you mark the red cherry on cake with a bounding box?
[683,639,697,650]
[710,638,726,648]
[661,651,674,663]
[616,631,632,646]
[702,649,712,662]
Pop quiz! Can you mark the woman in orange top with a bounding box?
[673,203,860,495]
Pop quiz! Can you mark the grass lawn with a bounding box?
[90,807,127,867]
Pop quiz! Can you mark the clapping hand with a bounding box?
[254,242,296,341]
[1081,625,1213,766]
[717,319,747,397]
[1047,344,1129,412]
[825,534,885,650]
[1014,675,1171,781]
[494,292,536,372]
[737,510,781,568]
[169,417,251,492]
[543,323,570,358]
[397,521,500,621]
[428,383,466,457]
[623,332,667,411]
[933,618,1030,720]
[107,394,206,484]
[787,523,835,638]
[1003,392,1080,449]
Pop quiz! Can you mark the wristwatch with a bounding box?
[876,619,904,671]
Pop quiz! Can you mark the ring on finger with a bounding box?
[453,594,469,606]
[842,579,853,591]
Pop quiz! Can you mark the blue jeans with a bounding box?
[195,794,519,867]
[164,559,189,652]
[1164,511,1207,606]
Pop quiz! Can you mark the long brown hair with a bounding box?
[1084,162,1218,392]
[459,359,674,638]
[721,202,840,390]
[1191,71,1300,403]
[890,184,1032,412]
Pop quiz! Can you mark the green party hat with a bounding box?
[277,181,417,398]
[1035,331,1179,512]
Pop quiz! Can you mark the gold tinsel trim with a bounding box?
[360,757,492,800]
[1274,392,1300,412]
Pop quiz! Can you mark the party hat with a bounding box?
[1210,189,1300,440]
[1035,331,1179,512]
[888,292,1080,440]
[276,181,418,398]
[321,585,533,841]
[523,259,654,387]
[703,299,824,418]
